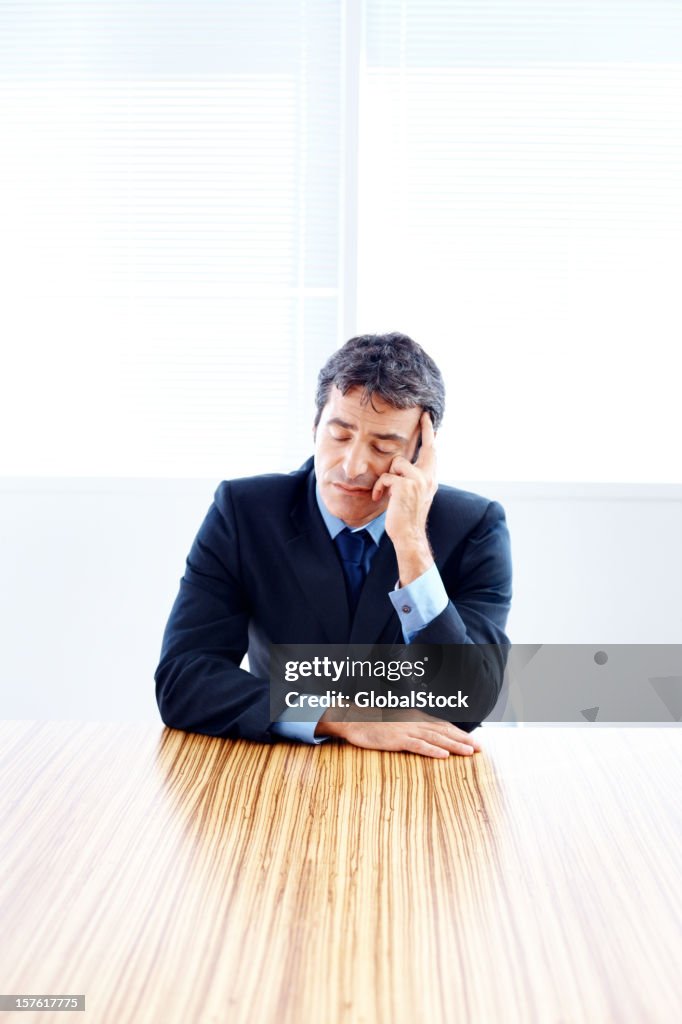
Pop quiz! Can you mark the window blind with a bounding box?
[0,1,345,477]
[358,1,682,482]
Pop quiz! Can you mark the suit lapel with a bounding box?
[283,465,446,646]
[284,471,352,641]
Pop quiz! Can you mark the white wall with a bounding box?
[1,478,680,722]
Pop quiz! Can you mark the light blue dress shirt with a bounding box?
[270,485,448,744]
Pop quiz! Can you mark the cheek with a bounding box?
[316,444,340,475]
[371,454,394,477]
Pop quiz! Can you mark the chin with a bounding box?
[335,500,367,524]
[323,489,367,524]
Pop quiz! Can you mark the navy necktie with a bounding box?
[335,528,373,613]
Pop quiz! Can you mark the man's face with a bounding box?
[314,386,423,527]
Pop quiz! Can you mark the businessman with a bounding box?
[155,332,512,758]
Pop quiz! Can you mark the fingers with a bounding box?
[372,414,436,501]
[372,413,436,504]
[404,712,482,751]
[372,471,397,502]
[342,716,482,759]
[371,467,422,502]
[421,410,436,446]
[402,731,475,758]
[415,410,436,471]
[419,729,475,756]
[372,468,419,503]
[405,737,451,759]
[445,725,482,751]
[389,455,420,477]
[404,721,478,757]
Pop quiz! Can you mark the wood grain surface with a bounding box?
[0,722,680,1024]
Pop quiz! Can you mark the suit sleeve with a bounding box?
[154,484,275,743]
[416,500,513,729]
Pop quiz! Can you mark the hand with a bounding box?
[371,411,438,584]
[315,708,481,759]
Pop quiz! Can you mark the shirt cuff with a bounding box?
[271,700,329,744]
[389,562,449,643]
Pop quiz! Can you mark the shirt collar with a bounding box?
[315,483,386,547]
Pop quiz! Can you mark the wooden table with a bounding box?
[1,722,680,1023]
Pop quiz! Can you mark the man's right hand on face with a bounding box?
[314,707,481,759]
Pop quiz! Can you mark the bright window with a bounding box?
[1,2,680,483]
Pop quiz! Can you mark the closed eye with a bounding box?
[328,430,397,456]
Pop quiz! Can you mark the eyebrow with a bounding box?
[326,417,408,445]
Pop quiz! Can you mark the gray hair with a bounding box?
[314,332,445,429]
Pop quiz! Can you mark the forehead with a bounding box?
[321,386,422,435]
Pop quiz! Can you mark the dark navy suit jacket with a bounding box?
[155,458,512,743]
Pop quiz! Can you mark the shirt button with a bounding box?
[401,604,412,614]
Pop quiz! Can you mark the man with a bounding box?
[155,333,512,758]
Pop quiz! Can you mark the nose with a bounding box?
[342,440,369,481]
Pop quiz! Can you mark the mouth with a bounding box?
[332,483,371,495]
